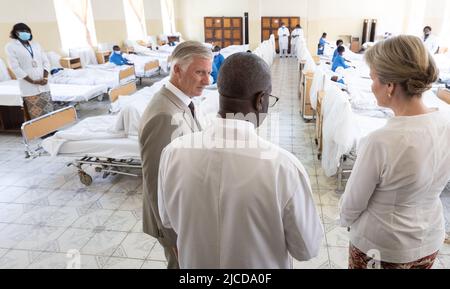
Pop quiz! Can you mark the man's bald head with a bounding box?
[217,53,272,127]
[218,53,271,99]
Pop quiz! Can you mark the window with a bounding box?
[123,0,147,41]
[53,0,98,50]
[161,0,176,35]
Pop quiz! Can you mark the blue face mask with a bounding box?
[18,32,31,41]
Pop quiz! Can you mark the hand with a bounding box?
[40,78,48,85]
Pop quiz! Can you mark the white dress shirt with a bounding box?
[158,118,324,269]
[5,40,50,96]
[165,81,193,107]
[423,34,439,54]
[340,110,450,264]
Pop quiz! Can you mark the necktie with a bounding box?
[188,102,196,119]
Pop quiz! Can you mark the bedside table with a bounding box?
[60,57,82,69]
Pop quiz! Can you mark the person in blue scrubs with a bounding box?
[211,46,225,84]
[317,33,329,55]
[109,45,133,66]
[332,46,350,72]
[332,39,344,62]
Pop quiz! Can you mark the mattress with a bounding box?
[50,84,107,102]
[49,137,140,159]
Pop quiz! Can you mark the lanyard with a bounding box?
[22,43,34,59]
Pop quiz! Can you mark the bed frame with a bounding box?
[119,66,136,83]
[21,106,142,186]
[438,88,450,104]
[21,106,78,158]
[138,60,161,85]
[108,81,137,103]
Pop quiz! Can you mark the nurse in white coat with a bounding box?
[423,26,439,55]
[5,23,53,119]
[277,23,290,58]
[290,25,304,58]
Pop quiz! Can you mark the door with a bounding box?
[204,17,243,48]
[261,17,300,53]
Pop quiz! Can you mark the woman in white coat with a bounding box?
[5,23,53,119]
[277,23,290,58]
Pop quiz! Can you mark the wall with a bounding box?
[174,0,419,53]
[144,0,164,36]
[91,0,127,48]
[92,0,165,48]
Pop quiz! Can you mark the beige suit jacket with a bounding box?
[139,86,201,247]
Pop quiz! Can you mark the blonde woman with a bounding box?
[339,35,450,269]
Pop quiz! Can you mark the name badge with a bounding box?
[31,60,38,68]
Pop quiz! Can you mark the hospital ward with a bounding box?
[0,0,449,271]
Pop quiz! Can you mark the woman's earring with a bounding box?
[387,93,392,99]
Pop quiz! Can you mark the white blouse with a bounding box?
[340,110,450,264]
[5,40,50,96]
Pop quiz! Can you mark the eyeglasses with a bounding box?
[268,95,280,108]
[219,93,279,108]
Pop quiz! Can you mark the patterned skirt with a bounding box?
[349,243,438,269]
[23,92,54,120]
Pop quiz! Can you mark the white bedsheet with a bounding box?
[50,67,134,89]
[0,80,108,104]
[42,115,126,157]
[221,45,250,59]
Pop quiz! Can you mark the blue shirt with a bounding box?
[109,52,132,66]
[211,54,225,84]
[332,48,339,62]
[332,54,350,72]
[318,38,327,55]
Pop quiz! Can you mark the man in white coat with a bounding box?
[157,52,324,269]
[278,23,290,58]
[423,26,439,55]
[290,24,304,58]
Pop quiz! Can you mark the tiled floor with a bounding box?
[0,58,449,269]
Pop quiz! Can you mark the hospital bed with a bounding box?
[124,40,172,73]
[20,81,162,185]
[0,79,107,104]
[1,57,108,104]
[47,51,137,90]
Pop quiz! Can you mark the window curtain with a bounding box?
[404,0,426,36]
[439,1,450,48]
[161,0,176,35]
[127,0,147,39]
[64,0,97,47]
